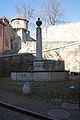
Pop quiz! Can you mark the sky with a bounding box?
[63,0,80,23]
[0,0,80,22]
[0,0,80,37]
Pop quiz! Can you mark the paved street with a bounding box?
[0,90,80,120]
[0,106,39,120]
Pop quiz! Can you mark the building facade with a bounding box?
[0,17,21,54]
[0,19,5,53]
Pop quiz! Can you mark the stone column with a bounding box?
[36,18,42,60]
[34,18,44,71]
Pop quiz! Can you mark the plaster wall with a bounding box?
[11,19,28,30]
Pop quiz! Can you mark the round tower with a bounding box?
[11,15,29,42]
[11,15,29,30]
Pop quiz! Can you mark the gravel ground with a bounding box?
[0,90,80,120]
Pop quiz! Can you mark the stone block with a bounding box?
[22,82,30,94]
[33,72,49,81]
[11,71,68,81]
[11,72,32,81]
[11,72,17,80]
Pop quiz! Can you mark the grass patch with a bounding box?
[0,77,80,101]
[0,78,24,95]
[30,79,80,100]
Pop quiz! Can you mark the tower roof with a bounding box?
[11,15,29,22]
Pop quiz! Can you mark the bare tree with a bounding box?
[16,0,21,16]
[16,0,34,21]
[22,0,34,21]
[41,0,64,25]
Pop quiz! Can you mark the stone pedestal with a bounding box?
[34,61,44,71]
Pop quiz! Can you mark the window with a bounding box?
[16,21,20,25]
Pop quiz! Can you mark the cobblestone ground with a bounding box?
[0,90,80,120]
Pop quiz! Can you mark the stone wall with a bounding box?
[42,22,80,42]
[42,22,80,72]
[0,53,35,77]
[0,53,65,77]
[18,22,80,72]
[43,41,80,72]
[19,40,80,72]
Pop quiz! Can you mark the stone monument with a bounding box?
[11,18,69,83]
